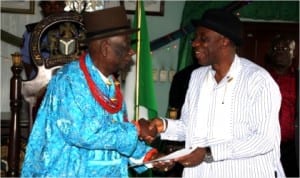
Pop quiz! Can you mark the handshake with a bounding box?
[132,118,207,171]
[133,118,164,144]
[133,118,176,172]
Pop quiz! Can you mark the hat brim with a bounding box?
[191,19,243,46]
[82,28,139,43]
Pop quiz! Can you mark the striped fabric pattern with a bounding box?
[161,55,285,178]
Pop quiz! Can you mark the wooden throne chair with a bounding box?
[5,11,85,177]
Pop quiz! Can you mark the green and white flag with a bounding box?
[123,1,158,121]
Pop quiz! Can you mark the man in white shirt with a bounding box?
[148,8,285,178]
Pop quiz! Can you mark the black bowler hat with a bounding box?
[192,8,243,46]
[82,6,138,42]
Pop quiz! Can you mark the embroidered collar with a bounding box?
[79,52,123,113]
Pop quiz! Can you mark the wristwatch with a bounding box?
[204,147,214,163]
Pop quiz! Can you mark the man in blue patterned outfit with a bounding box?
[21,6,157,177]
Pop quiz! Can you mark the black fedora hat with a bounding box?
[192,8,243,46]
[82,6,138,42]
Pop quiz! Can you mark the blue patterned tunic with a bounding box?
[21,54,151,177]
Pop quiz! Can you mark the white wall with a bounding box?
[146,1,185,117]
[1,2,43,113]
[0,1,185,117]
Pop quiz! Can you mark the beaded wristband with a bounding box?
[143,148,158,162]
[161,118,167,132]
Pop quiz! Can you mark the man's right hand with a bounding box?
[138,118,158,144]
[149,118,165,133]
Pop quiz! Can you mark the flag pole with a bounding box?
[134,1,141,121]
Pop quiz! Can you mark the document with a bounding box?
[129,147,196,167]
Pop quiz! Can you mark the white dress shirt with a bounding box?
[161,55,285,178]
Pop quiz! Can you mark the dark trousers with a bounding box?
[280,141,299,177]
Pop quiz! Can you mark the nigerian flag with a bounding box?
[125,2,158,177]
[124,1,158,121]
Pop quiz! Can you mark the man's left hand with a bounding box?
[175,147,206,167]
